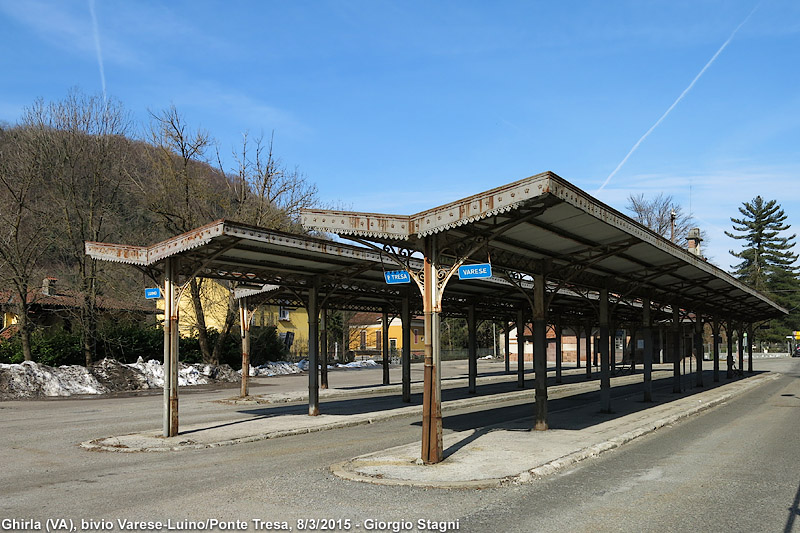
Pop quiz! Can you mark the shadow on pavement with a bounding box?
[232,368,765,435]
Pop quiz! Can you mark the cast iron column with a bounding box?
[162,256,179,437]
[421,235,443,464]
[468,304,477,394]
[712,320,720,383]
[600,288,611,413]
[726,321,734,379]
[382,308,390,385]
[738,326,745,377]
[533,273,548,430]
[555,321,563,384]
[694,316,704,388]
[747,324,754,373]
[643,297,653,402]
[320,308,328,390]
[307,278,320,416]
[401,291,411,403]
[504,321,511,374]
[585,323,592,379]
[239,296,251,397]
[672,306,681,393]
[517,308,525,388]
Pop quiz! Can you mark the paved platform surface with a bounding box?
[81,362,779,489]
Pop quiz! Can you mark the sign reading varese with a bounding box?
[458,263,492,280]
[384,270,411,284]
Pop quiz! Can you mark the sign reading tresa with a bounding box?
[384,270,411,284]
[458,263,492,280]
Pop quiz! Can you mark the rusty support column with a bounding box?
[712,320,720,383]
[738,326,745,377]
[585,323,592,379]
[382,308,390,385]
[468,304,477,394]
[694,316,704,387]
[672,306,681,393]
[307,278,320,416]
[239,296,251,398]
[726,322,734,379]
[747,324,754,373]
[504,321,511,374]
[555,321,563,384]
[533,272,548,430]
[600,288,611,413]
[421,235,442,464]
[320,308,329,390]
[517,308,525,388]
[401,291,411,403]
[162,256,179,438]
[643,297,653,402]
[610,322,616,372]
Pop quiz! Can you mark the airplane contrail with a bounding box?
[596,3,761,193]
[88,0,106,103]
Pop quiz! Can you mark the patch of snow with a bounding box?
[337,359,379,369]
[249,361,302,377]
[0,361,108,398]
[480,355,494,360]
[126,357,213,387]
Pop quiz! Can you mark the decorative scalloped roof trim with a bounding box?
[307,226,410,241]
[147,236,215,264]
[417,203,521,237]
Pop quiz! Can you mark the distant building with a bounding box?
[159,279,310,358]
[0,277,154,342]
[347,312,425,360]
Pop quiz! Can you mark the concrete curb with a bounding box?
[80,382,544,453]
[332,372,780,489]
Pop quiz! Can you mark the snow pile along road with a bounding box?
[250,361,303,377]
[0,357,383,400]
[0,357,241,399]
[0,361,108,398]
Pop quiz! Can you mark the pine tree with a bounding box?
[726,196,800,342]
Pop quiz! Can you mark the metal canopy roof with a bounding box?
[85,219,664,325]
[301,171,786,323]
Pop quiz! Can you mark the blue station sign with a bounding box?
[384,270,411,284]
[145,287,162,299]
[458,263,492,280]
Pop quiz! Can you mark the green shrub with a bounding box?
[97,323,163,363]
[0,322,289,369]
[0,337,24,364]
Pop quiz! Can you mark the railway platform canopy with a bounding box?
[85,170,786,465]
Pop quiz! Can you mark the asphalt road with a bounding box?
[2,358,798,533]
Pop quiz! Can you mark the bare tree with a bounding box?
[220,131,318,230]
[0,127,52,361]
[21,90,132,366]
[133,106,229,364]
[626,193,699,243]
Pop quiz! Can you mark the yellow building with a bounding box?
[162,279,310,357]
[348,312,425,358]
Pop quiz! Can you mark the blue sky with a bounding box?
[1,0,799,269]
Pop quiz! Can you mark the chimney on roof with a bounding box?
[687,228,702,258]
[41,277,57,296]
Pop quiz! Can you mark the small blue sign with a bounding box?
[384,270,411,284]
[458,263,492,280]
[145,287,162,299]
